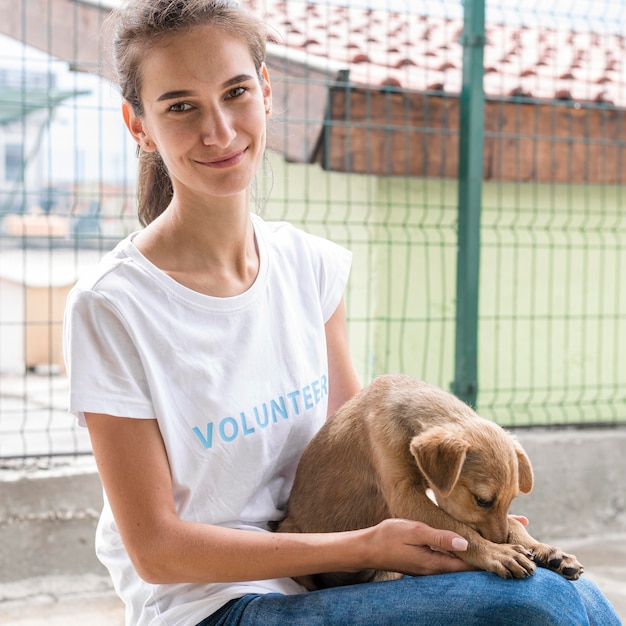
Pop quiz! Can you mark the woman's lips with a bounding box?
[201,149,246,168]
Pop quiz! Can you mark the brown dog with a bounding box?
[274,374,583,590]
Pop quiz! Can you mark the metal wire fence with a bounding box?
[0,0,625,460]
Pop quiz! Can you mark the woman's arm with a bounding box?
[86,411,470,585]
[324,297,362,417]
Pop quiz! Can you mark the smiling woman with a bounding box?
[61,1,622,626]
[107,0,269,227]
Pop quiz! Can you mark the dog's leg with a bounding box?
[507,518,583,580]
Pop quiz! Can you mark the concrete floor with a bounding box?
[0,594,124,626]
[0,574,124,626]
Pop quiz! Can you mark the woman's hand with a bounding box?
[361,518,472,576]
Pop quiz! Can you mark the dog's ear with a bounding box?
[410,429,469,496]
[514,440,534,494]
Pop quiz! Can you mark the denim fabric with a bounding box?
[197,569,621,626]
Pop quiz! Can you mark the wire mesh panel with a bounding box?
[0,0,138,458]
[478,0,626,425]
[0,0,624,461]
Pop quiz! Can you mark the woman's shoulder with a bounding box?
[71,234,129,283]
[253,214,351,312]
[253,214,350,262]
[69,233,154,305]
[253,213,303,241]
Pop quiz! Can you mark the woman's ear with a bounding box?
[261,63,272,116]
[122,101,156,152]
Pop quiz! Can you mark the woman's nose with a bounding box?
[201,107,236,147]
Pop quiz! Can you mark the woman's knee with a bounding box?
[494,569,591,625]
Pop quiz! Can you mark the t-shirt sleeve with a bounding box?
[63,287,154,426]
[307,233,352,323]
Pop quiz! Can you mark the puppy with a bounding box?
[274,374,583,590]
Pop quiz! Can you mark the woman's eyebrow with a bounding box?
[156,75,256,103]
[222,74,256,89]
[156,89,194,102]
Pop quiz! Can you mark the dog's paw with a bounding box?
[529,544,584,580]
[480,543,537,579]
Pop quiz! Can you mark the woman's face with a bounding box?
[125,25,271,205]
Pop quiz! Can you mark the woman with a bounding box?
[63,1,621,624]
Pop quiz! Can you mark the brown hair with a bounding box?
[105,0,268,226]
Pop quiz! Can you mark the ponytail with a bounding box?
[136,149,173,227]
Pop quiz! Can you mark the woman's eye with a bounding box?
[169,102,192,113]
[227,86,246,99]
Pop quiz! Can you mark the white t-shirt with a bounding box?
[63,214,352,626]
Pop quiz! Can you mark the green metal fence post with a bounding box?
[452,0,485,408]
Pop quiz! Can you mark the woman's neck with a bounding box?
[133,194,260,297]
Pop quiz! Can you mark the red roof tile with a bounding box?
[246,0,626,107]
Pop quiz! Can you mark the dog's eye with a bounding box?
[474,495,494,508]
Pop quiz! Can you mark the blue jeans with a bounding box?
[197,569,621,626]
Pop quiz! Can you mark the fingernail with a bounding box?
[452,537,468,551]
